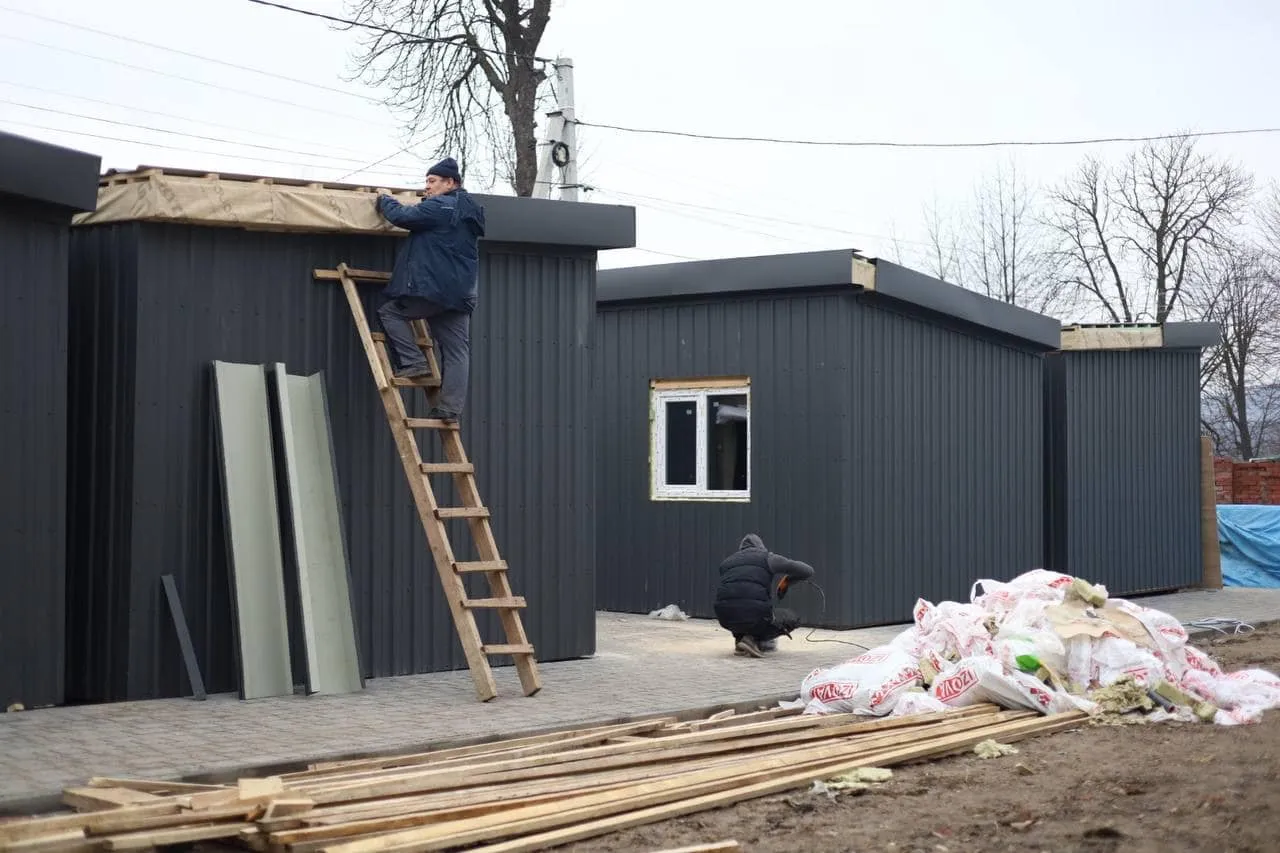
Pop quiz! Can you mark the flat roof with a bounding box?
[71,166,636,251]
[597,249,1062,349]
[1059,322,1222,351]
[0,130,101,212]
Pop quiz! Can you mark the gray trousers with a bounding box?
[376,296,471,415]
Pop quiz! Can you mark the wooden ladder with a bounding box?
[314,263,541,702]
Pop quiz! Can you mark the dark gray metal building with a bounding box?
[0,131,100,709]
[595,249,1061,629]
[66,168,634,702]
[1045,322,1221,595]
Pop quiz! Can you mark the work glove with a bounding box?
[776,576,789,600]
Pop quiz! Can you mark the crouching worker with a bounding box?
[713,534,814,658]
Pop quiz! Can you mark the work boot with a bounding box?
[394,364,432,380]
[758,638,778,653]
[425,406,458,423]
[735,636,764,659]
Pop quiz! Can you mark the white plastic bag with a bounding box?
[1109,599,1190,657]
[912,599,994,659]
[969,569,1076,616]
[888,691,951,717]
[1091,637,1166,688]
[800,646,923,716]
[930,655,1095,715]
[1182,668,1280,726]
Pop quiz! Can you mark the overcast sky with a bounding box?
[3,0,1278,279]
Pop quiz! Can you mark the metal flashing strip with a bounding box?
[269,365,364,696]
[211,361,294,700]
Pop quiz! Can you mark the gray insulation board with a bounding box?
[211,360,294,700]
[270,365,364,695]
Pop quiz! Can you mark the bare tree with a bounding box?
[341,0,553,195]
[1045,135,1253,323]
[968,159,1059,313]
[916,160,1058,313]
[1193,247,1280,459]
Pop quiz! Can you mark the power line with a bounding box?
[0,78,412,162]
[0,117,421,181]
[593,189,831,249]
[0,33,391,125]
[596,185,927,248]
[0,99,421,168]
[0,5,379,103]
[576,119,1280,150]
[245,0,552,65]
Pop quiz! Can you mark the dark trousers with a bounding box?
[715,605,799,643]
[377,296,471,415]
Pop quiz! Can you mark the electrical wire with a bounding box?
[245,0,553,64]
[1182,617,1256,636]
[0,5,379,103]
[791,581,871,651]
[0,33,391,124]
[0,79,408,161]
[574,119,1280,150]
[0,117,420,181]
[0,99,421,168]
[593,188,832,249]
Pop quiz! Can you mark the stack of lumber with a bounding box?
[0,703,1085,852]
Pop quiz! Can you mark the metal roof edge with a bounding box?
[867,260,1062,349]
[0,130,101,213]
[597,249,861,303]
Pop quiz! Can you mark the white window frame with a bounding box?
[649,378,751,502]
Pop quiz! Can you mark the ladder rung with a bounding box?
[482,644,534,656]
[454,560,508,573]
[421,462,475,474]
[463,596,527,609]
[371,332,432,347]
[406,418,459,430]
[391,375,442,388]
[436,507,490,519]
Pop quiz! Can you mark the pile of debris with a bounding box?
[796,569,1280,726]
[0,703,1083,851]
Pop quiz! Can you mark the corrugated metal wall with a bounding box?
[0,198,70,709]
[67,223,598,702]
[1044,349,1203,594]
[595,290,1047,629]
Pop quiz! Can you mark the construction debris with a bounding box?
[796,569,1280,726]
[0,704,1084,852]
[973,739,1019,759]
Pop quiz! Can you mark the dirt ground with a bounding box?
[555,624,1280,853]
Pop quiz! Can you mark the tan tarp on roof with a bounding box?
[70,167,424,235]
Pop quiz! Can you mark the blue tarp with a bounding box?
[1219,504,1280,587]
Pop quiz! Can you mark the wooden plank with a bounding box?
[454,560,506,572]
[315,712,1066,852]
[210,360,295,700]
[86,778,226,793]
[454,712,1089,853]
[62,787,164,811]
[461,597,526,609]
[159,574,207,700]
[270,365,364,696]
[283,719,678,781]
[299,709,1014,803]
[650,377,750,391]
[434,507,490,519]
[648,843,740,853]
[482,644,534,655]
[101,822,256,850]
[420,462,474,474]
[314,268,391,282]
[405,418,460,431]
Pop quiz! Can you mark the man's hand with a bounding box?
[777,576,789,599]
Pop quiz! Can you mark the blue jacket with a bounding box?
[376,189,486,312]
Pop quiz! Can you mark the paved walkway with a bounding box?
[2,587,1278,814]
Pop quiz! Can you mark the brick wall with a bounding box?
[1215,457,1280,504]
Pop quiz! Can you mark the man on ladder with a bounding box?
[374,157,486,423]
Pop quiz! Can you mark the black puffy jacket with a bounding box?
[713,534,815,627]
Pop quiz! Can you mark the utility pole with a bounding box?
[534,57,578,201]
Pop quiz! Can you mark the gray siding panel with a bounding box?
[1045,350,1203,594]
[67,223,596,701]
[0,198,70,709]
[596,291,1046,630]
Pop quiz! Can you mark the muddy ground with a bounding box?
[556,624,1280,853]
